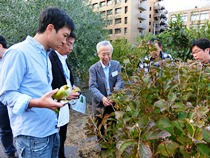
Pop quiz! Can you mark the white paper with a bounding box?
[57,103,70,127]
[70,94,86,114]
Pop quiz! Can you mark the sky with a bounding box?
[162,0,209,12]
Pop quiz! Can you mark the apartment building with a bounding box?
[87,0,167,44]
[169,6,210,29]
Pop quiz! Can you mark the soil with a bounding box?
[65,103,100,158]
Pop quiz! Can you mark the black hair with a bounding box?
[190,38,210,53]
[69,32,76,40]
[149,38,162,48]
[37,7,75,33]
[0,35,7,48]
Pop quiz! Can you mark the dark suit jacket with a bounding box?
[49,50,74,89]
[89,60,124,114]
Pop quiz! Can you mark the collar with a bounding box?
[55,50,67,62]
[100,60,111,68]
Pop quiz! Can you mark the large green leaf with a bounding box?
[156,117,174,133]
[202,129,210,143]
[116,139,137,156]
[197,144,210,156]
[156,140,179,157]
[144,130,171,141]
[139,142,152,158]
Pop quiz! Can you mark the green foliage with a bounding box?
[85,42,210,157]
[0,0,107,87]
[158,14,210,62]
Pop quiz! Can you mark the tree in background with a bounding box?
[0,0,108,87]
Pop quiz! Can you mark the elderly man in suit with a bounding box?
[89,40,124,135]
[49,32,80,158]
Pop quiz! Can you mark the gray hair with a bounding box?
[96,40,113,54]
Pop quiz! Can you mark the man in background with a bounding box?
[138,38,173,72]
[191,38,210,64]
[49,32,80,158]
[0,35,17,158]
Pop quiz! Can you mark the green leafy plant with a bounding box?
[85,42,210,157]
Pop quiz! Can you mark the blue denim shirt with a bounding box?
[0,36,58,137]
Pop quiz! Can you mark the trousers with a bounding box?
[15,133,60,158]
[0,101,16,156]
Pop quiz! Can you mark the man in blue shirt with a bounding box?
[0,7,74,158]
[0,35,17,158]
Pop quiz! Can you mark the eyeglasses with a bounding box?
[192,49,203,55]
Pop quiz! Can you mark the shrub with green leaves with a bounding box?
[85,54,210,157]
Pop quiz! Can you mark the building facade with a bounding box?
[88,0,167,44]
[169,6,210,29]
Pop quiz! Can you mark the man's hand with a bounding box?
[66,92,80,100]
[102,96,114,106]
[28,89,64,111]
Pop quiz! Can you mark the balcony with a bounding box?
[161,9,168,14]
[159,18,167,25]
[138,13,146,20]
[154,3,161,10]
[160,25,167,30]
[154,12,161,17]
[138,23,146,29]
[160,13,166,18]
[138,2,147,10]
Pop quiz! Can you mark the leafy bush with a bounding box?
[85,43,210,157]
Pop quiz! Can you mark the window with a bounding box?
[181,14,187,22]
[107,19,112,25]
[171,15,177,22]
[125,6,128,13]
[115,18,121,24]
[124,17,127,24]
[124,27,127,34]
[101,11,106,16]
[115,0,121,4]
[107,0,112,6]
[115,8,121,14]
[100,1,106,7]
[115,28,121,34]
[107,9,113,16]
[200,11,209,20]
[93,3,98,9]
[191,12,199,21]
[108,29,113,35]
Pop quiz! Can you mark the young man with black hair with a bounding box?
[138,38,173,72]
[0,7,74,158]
[191,38,210,64]
[0,35,17,158]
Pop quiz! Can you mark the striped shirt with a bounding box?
[138,51,173,73]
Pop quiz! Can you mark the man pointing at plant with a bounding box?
[89,40,124,138]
